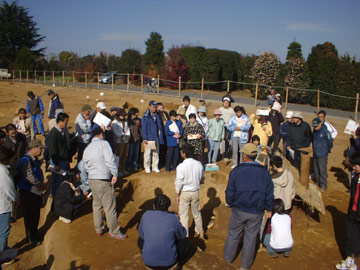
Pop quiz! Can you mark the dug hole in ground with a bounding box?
[0,82,355,270]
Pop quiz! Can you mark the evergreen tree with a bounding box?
[285,58,311,103]
[15,47,36,71]
[0,1,45,68]
[180,46,206,89]
[118,49,142,74]
[200,49,221,90]
[286,41,303,61]
[143,32,165,74]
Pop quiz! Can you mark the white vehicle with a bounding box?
[0,69,11,79]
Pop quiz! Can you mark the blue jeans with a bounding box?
[126,141,140,170]
[166,146,179,171]
[31,114,44,134]
[51,160,69,196]
[263,233,291,255]
[0,212,10,251]
[208,140,220,163]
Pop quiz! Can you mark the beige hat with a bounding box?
[292,111,303,119]
[29,139,44,149]
[240,143,258,156]
[285,111,294,119]
[214,109,222,115]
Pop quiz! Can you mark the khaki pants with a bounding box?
[89,180,120,235]
[179,190,203,236]
[116,143,129,171]
[143,143,159,170]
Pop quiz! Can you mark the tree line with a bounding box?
[1,1,360,111]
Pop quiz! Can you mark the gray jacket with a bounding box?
[83,138,118,180]
[75,113,92,144]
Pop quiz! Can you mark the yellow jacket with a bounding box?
[250,113,273,146]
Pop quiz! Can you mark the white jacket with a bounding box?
[272,169,296,210]
[83,138,118,180]
[178,104,197,121]
[175,158,204,193]
[0,164,18,214]
[111,119,130,144]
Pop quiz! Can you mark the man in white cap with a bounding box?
[90,102,107,127]
[286,111,312,170]
[219,95,235,161]
[280,111,294,157]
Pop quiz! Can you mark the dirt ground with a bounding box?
[0,82,358,270]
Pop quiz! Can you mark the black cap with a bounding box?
[149,100,158,107]
[312,118,322,127]
[47,89,55,96]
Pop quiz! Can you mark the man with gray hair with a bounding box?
[224,143,274,270]
[75,104,92,162]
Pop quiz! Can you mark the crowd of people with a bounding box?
[0,87,359,270]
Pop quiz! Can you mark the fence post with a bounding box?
[227,80,230,93]
[201,78,204,99]
[111,73,114,90]
[178,76,181,97]
[34,70,37,83]
[26,70,29,83]
[62,71,65,86]
[12,70,15,82]
[355,93,359,122]
[254,83,259,107]
[72,71,75,86]
[285,87,289,113]
[97,72,99,88]
[127,73,130,92]
[157,74,160,95]
[141,74,144,93]
[19,70,22,82]
[52,71,55,85]
[43,70,46,84]
[317,89,320,113]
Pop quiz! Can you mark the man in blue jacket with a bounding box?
[224,143,274,270]
[141,100,164,173]
[312,118,333,192]
[47,89,63,131]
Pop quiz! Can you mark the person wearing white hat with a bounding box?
[207,109,225,164]
[280,111,294,158]
[89,102,107,127]
[268,104,284,151]
[219,96,235,161]
[286,111,312,170]
[250,110,273,147]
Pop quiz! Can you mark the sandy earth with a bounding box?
[0,81,358,270]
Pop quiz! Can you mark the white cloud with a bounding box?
[98,32,144,41]
[286,23,335,32]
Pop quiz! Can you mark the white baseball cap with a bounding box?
[96,102,106,110]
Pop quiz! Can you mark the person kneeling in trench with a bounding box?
[138,194,188,270]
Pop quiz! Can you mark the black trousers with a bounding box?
[20,189,42,243]
[268,134,281,150]
[346,212,360,258]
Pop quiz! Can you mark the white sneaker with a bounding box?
[153,168,160,173]
[231,164,236,169]
[145,168,151,174]
[59,216,71,224]
[336,256,357,270]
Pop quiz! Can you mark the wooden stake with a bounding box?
[157,74,160,95]
[73,71,75,86]
[111,73,114,90]
[254,83,259,107]
[97,72,99,88]
[19,70,22,83]
[62,71,65,86]
[127,73,130,92]
[85,72,87,88]
[13,70,15,82]
[317,89,320,113]
[355,93,359,122]
[141,74,144,93]
[52,71,55,85]
[201,78,204,99]
[285,87,289,113]
[227,80,230,93]
[43,70,46,84]
[178,76,181,97]
[34,70,37,83]
[26,70,29,83]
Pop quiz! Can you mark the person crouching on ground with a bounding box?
[335,152,360,270]
[54,168,88,224]
[138,194,188,270]
[262,198,293,258]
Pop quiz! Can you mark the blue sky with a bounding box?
[16,0,360,62]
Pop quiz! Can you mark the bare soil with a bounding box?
[0,82,357,270]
